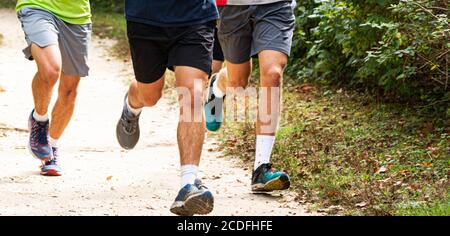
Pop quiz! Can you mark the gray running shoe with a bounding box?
[116,94,141,150]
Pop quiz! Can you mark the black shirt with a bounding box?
[125,0,219,27]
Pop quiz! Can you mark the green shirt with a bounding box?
[16,0,91,25]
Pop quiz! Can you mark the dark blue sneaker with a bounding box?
[116,94,141,150]
[204,74,224,132]
[41,148,62,176]
[251,163,290,192]
[170,179,214,216]
[28,110,52,161]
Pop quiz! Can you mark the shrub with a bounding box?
[288,0,449,102]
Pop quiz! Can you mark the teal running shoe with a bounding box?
[251,163,290,192]
[204,73,224,132]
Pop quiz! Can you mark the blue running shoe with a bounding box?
[170,179,214,216]
[28,110,52,161]
[251,163,290,192]
[204,74,224,132]
[41,147,62,176]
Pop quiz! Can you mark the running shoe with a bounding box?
[251,163,290,192]
[204,73,225,132]
[170,179,214,216]
[40,147,62,176]
[28,110,52,161]
[116,94,141,150]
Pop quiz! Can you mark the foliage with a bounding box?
[91,12,129,58]
[289,0,449,101]
[219,83,449,215]
[90,0,124,13]
[0,0,14,8]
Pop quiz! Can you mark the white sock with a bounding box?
[49,137,58,148]
[33,110,48,122]
[212,78,225,98]
[254,135,276,170]
[180,165,198,187]
[126,97,142,116]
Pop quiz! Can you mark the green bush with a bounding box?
[289,0,449,102]
[90,0,124,13]
[0,0,15,8]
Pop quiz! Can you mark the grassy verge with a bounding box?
[0,0,15,8]
[218,81,449,216]
[91,12,129,59]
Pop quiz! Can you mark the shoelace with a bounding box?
[52,148,59,159]
[32,121,49,145]
[194,180,208,190]
[122,114,138,134]
[44,158,58,166]
[253,163,275,181]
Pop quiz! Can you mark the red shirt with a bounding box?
[216,0,227,6]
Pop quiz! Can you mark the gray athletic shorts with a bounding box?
[217,1,296,64]
[17,7,92,77]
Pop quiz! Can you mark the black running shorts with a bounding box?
[213,27,224,62]
[127,20,215,84]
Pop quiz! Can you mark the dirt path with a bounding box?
[0,9,311,216]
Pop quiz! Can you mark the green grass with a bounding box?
[396,198,450,216]
[0,0,15,8]
[91,12,129,58]
[218,81,449,216]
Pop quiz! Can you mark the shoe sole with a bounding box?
[170,191,214,216]
[40,169,62,176]
[251,175,291,192]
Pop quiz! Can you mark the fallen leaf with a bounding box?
[376,166,387,174]
[422,162,433,167]
[106,176,113,181]
[297,84,315,94]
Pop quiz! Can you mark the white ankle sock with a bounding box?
[126,97,142,116]
[180,165,198,187]
[212,79,225,98]
[49,137,58,148]
[254,135,276,170]
[33,110,48,122]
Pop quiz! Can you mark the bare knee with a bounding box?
[38,64,61,86]
[139,90,162,107]
[190,87,204,111]
[61,89,77,105]
[179,86,204,115]
[261,66,283,87]
[228,75,250,88]
[59,85,78,105]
